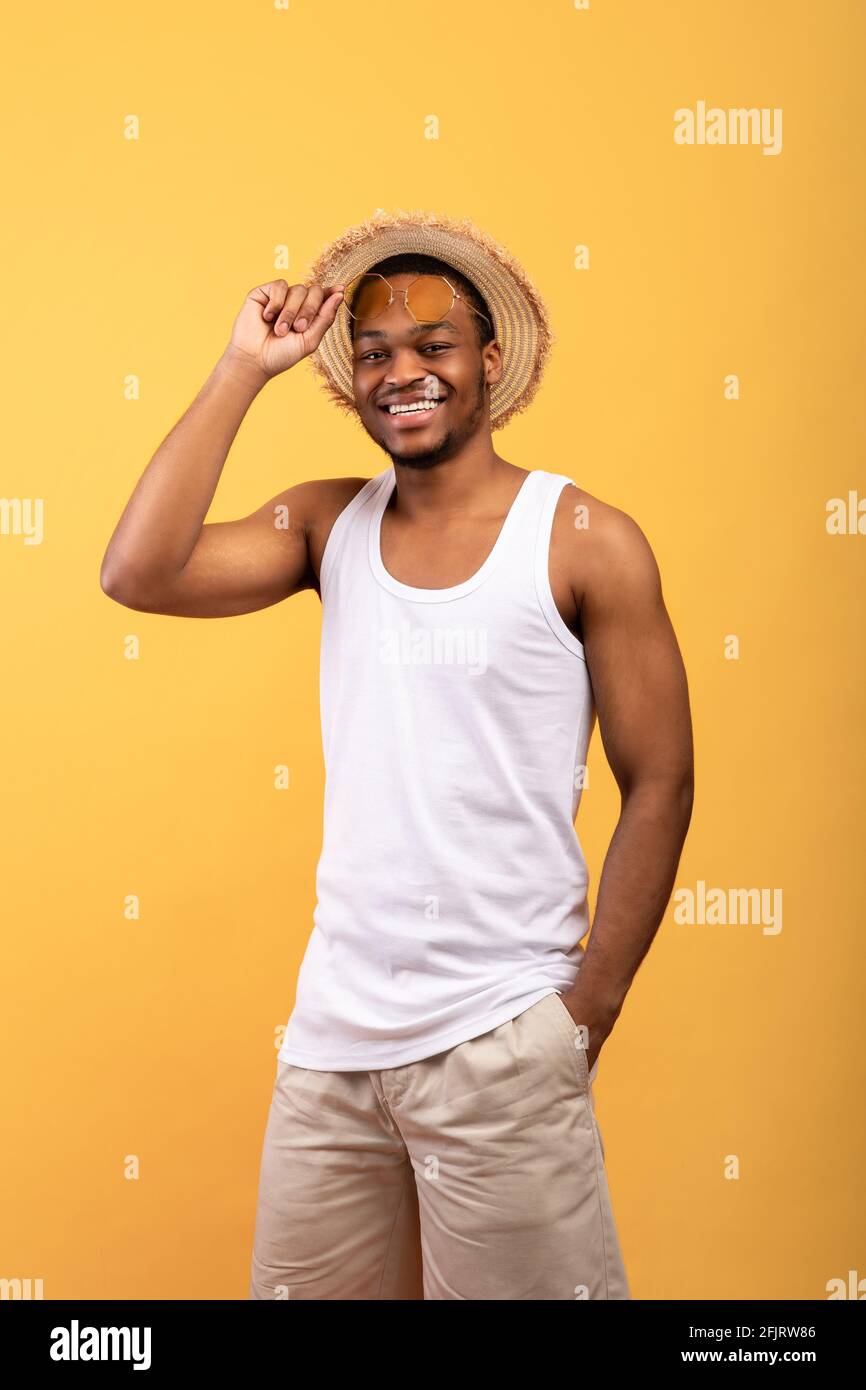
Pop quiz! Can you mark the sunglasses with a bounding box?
[341,272,492,330]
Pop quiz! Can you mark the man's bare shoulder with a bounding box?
[283,474,372,519]
[550,481,662,606]
[280,476,375,585]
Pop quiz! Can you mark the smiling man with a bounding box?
[100,209,694,1301]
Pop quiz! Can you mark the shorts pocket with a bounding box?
[548,992,590,1091]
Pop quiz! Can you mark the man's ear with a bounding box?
[483,340,503,388]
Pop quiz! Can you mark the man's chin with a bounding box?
[386,432,456,468]
[389,453,443,470]
[362,416,455,467]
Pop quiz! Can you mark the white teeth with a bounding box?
[387,399,443,415]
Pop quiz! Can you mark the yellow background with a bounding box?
[2,0,863,1300]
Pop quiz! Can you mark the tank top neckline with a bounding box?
[368,466,540,603]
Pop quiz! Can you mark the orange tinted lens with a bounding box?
[345,274,390,319]
[406,276,453,322]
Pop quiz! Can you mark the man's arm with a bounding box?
[99,276,346,616]
[101,471,361,618]
[558,491,695,1071]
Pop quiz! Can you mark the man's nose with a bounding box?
[384,347,436,386]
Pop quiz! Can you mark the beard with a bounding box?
[367,364,489,470]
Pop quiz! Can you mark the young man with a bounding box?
[101,210,694,1301]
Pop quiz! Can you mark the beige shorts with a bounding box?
[249,990,631,1300]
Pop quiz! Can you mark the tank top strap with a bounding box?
[530,470,586,660]
[495,469,576,550]
[532,470,579,565]
[490,468,577,596]
[482,467,548,564]
[319,468,389,600]
[478,467,549,561]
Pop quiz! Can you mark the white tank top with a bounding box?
[278,465,595,1071]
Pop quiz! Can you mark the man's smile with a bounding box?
[378,396,448,426]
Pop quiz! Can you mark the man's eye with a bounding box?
[359,343,451,363]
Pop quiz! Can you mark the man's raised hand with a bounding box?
[224,279,345,381]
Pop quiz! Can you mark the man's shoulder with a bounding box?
[282,475,380,583]
[285,474,376,522]
[549,478,661,592]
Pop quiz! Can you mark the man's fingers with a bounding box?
[254,280,289,322]
[286,280,344,335]
[302,286,345,348]
[272,285,309,336]
[290,284,326,335]
[245,279,344,358]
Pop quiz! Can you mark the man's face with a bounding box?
[349,273,502,468]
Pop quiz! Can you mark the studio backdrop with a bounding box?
[1,0,863,1299]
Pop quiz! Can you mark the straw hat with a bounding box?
[304,207,554,432]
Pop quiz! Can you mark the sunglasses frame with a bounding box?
[341,272,492,330]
